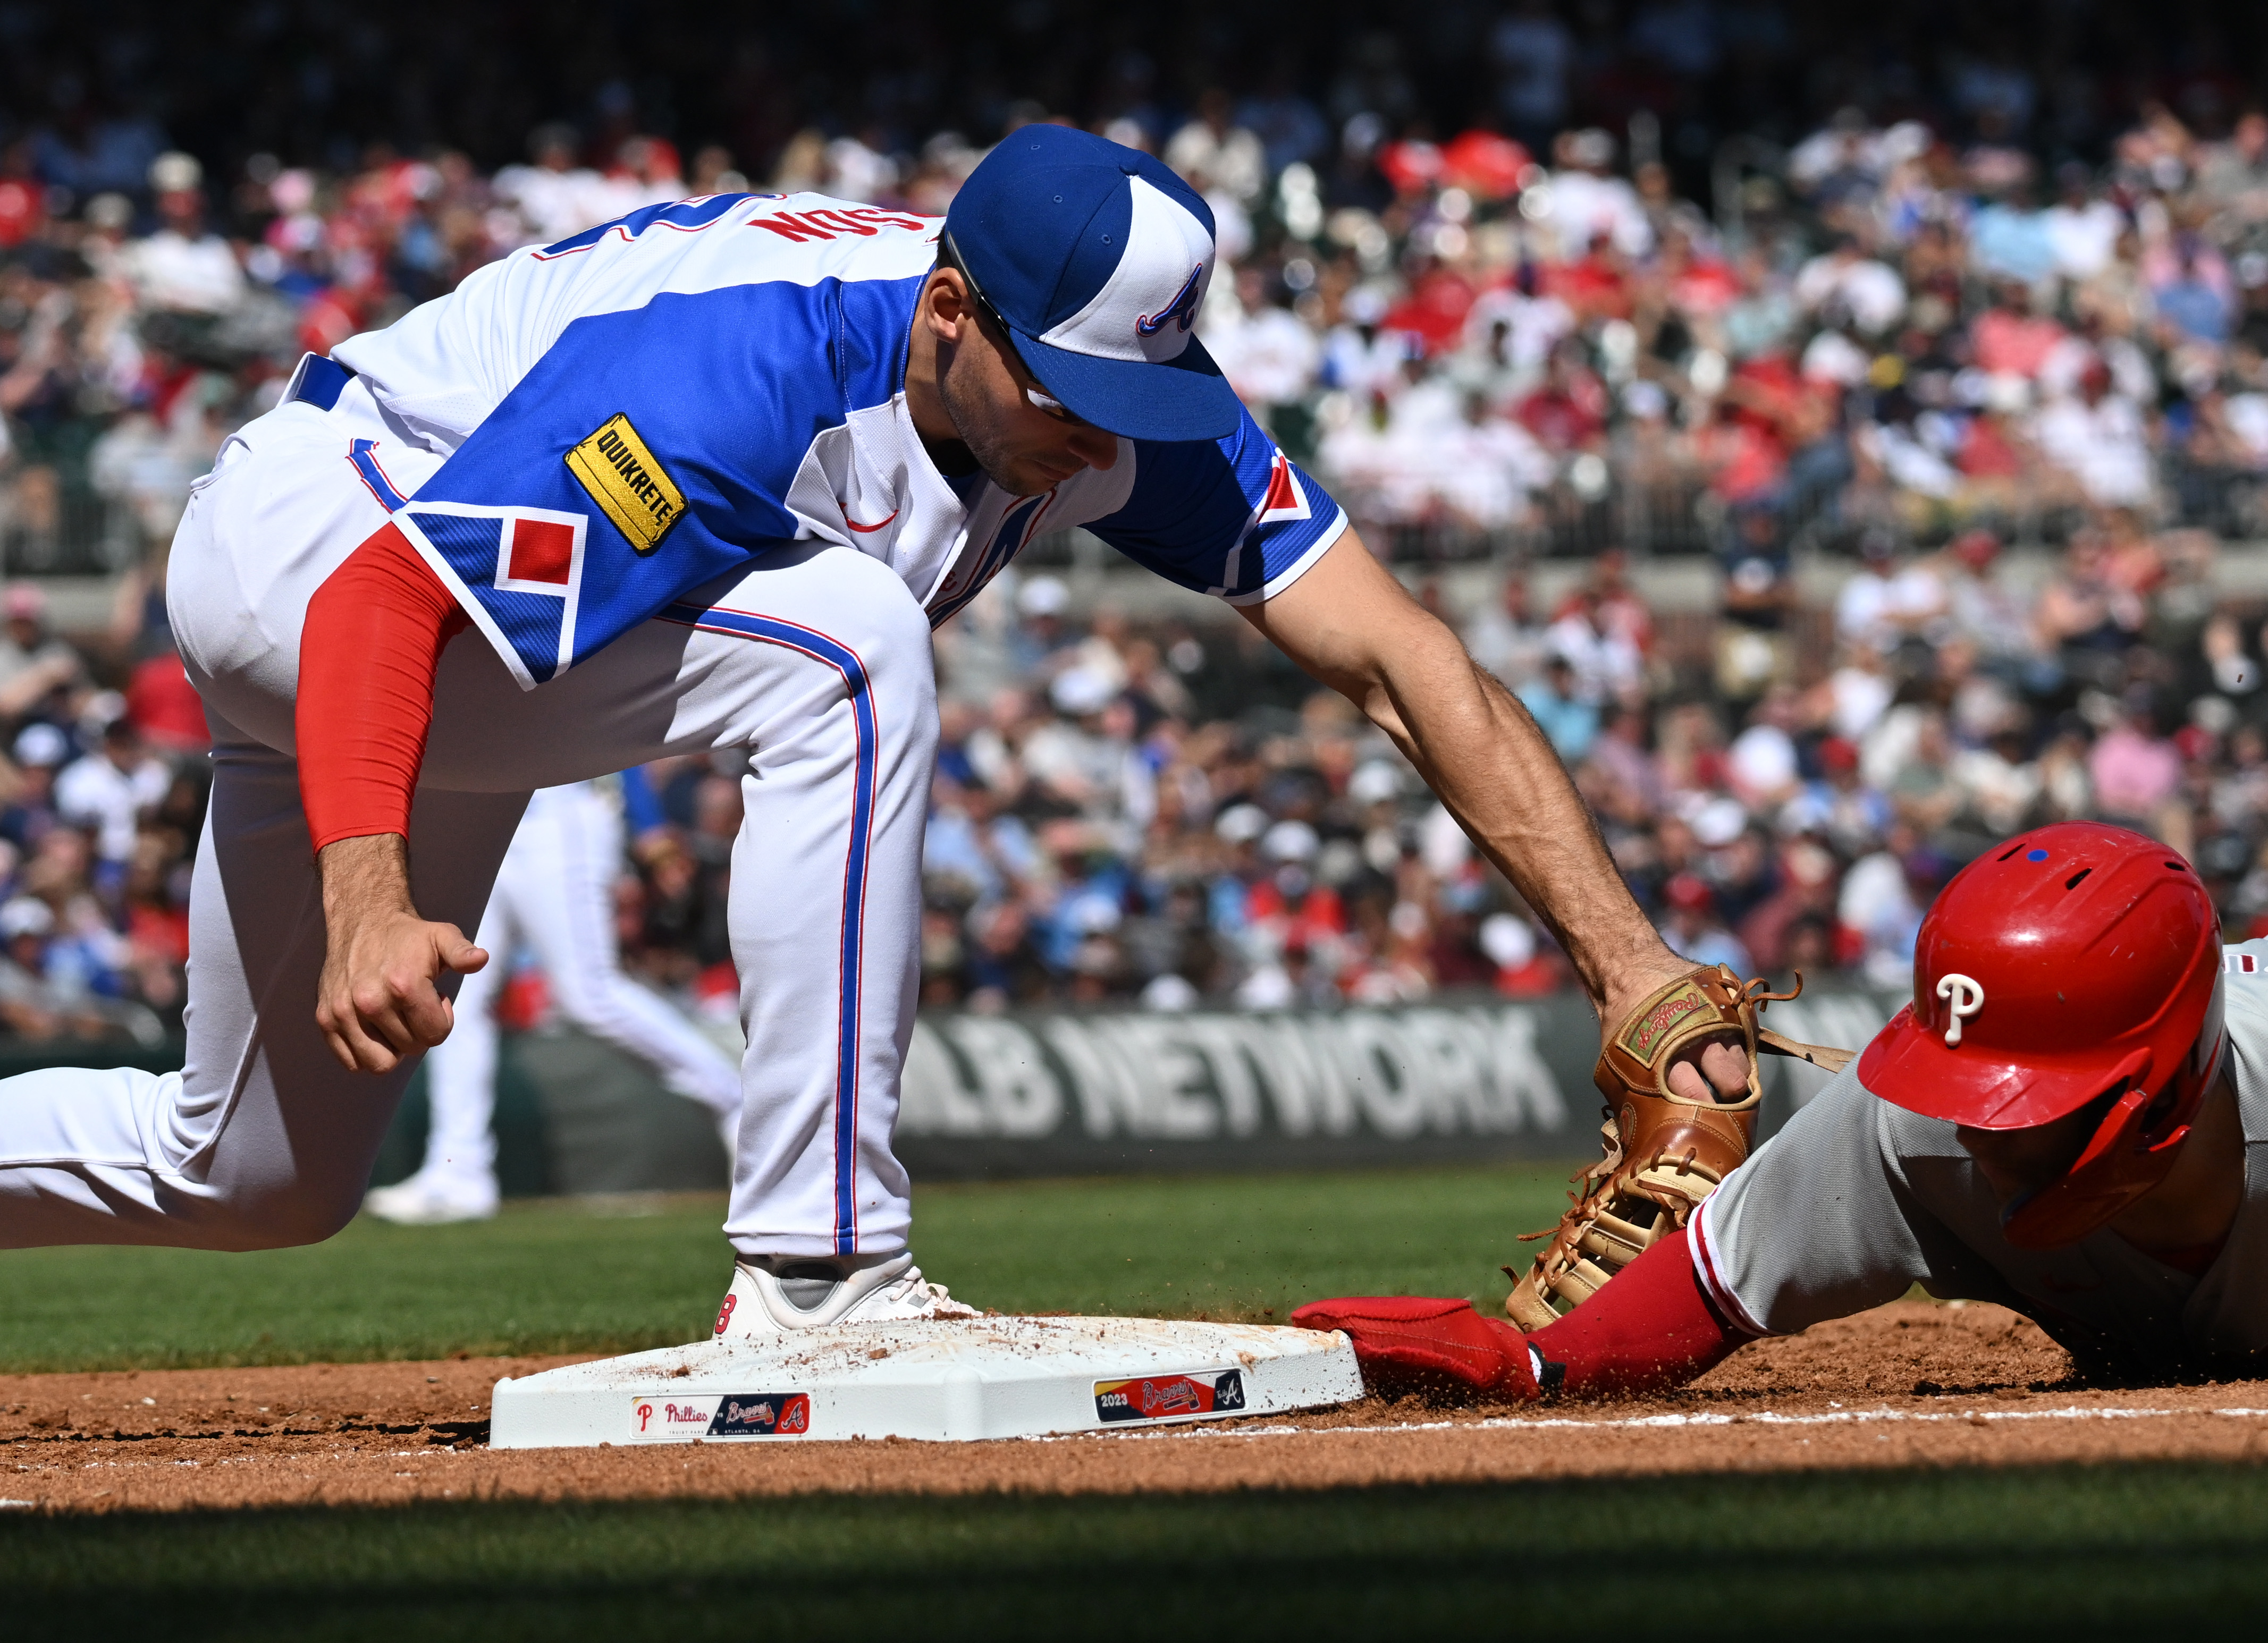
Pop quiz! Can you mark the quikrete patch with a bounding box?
[566,413,685,554]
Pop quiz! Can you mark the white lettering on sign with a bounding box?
[893,1003,1610,1148]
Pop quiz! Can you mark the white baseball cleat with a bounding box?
[711,1252,979,1341]
[362,1173,500,1226]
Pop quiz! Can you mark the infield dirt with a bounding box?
[7,1299,2266,1514]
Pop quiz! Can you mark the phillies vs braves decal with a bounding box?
[627,1391,813,1439]
[1093,1368,1246,1424]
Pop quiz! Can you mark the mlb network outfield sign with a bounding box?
[37,989,1908,1192]
[892,989,1900,1177]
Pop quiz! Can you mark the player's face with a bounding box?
[1954,1103,2097,1207]
[938,287,1122,497]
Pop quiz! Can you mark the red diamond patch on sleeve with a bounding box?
[1258,450,1311,523]
[508,517,576,586]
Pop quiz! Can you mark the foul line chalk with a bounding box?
[1037,1404,2268,1443]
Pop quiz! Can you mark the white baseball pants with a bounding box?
[0,382,932,1258]
[415,780,743,1198]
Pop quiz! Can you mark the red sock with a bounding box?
[1527,1225,1749,1398]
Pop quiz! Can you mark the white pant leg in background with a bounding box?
[0,383,935,1258]
[415,891,510,1194]
[417,782,743,1195]
[508,784,741,1119]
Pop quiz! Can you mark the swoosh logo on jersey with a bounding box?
[842,507,899,534]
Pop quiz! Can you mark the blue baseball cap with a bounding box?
[943,125,1243,443]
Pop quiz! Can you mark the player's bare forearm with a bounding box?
[1376,662,1665,1005]
[314,832,487,1074]
[1240,533,1686,1018]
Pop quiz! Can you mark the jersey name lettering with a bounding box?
[747,207,928,242]
[567,414,686,554]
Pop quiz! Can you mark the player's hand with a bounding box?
[1289,1296,1542,1401]
[1666,1038,1751,1103]
[1599,956,1753,1104]
[314,834,488,1074]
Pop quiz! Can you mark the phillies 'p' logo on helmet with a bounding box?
[1858,821,2226,1248]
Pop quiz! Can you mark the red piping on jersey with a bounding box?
[842,507,899,533]
[1689,1193,1772,1336]
[348,440,410,513]
[296,521,468,853]
[1524,1226,1746,1398]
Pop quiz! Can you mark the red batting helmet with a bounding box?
[1857,821,2225,1249]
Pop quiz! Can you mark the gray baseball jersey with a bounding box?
[1689,940,2268,1382]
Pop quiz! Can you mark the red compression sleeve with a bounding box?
[295,522,468,854]
[1526,1226,1749,1398]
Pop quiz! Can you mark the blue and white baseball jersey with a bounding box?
[329,192,1348,687]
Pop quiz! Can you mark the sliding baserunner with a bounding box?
[1300,824,2266,1393]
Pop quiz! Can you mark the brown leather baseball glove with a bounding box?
[1504,963,1853,1331]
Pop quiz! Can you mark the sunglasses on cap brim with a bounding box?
[937,233,1078,420]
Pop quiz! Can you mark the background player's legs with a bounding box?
[423,893,509,1192]
[372,782,743,1227]
[515,785,743,1133]
[0,718,526,1249]
[363,891,511,1223]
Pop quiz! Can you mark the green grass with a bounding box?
[9,1167,2260,1636]
[0,1164,1578,1373]
[9,1465,2268,1640]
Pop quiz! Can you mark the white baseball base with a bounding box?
[490,1317,1362,1447]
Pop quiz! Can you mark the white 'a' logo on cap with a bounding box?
[1038,176,1216,366]
[1136,266,1204,338]
[1936,972,1985,1046]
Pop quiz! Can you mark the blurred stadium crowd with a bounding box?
[6,4,2268,1031]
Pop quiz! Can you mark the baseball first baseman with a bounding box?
[364,778,744,1224]
[1299,823,2267,1393]
[0,128,1744,1337]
